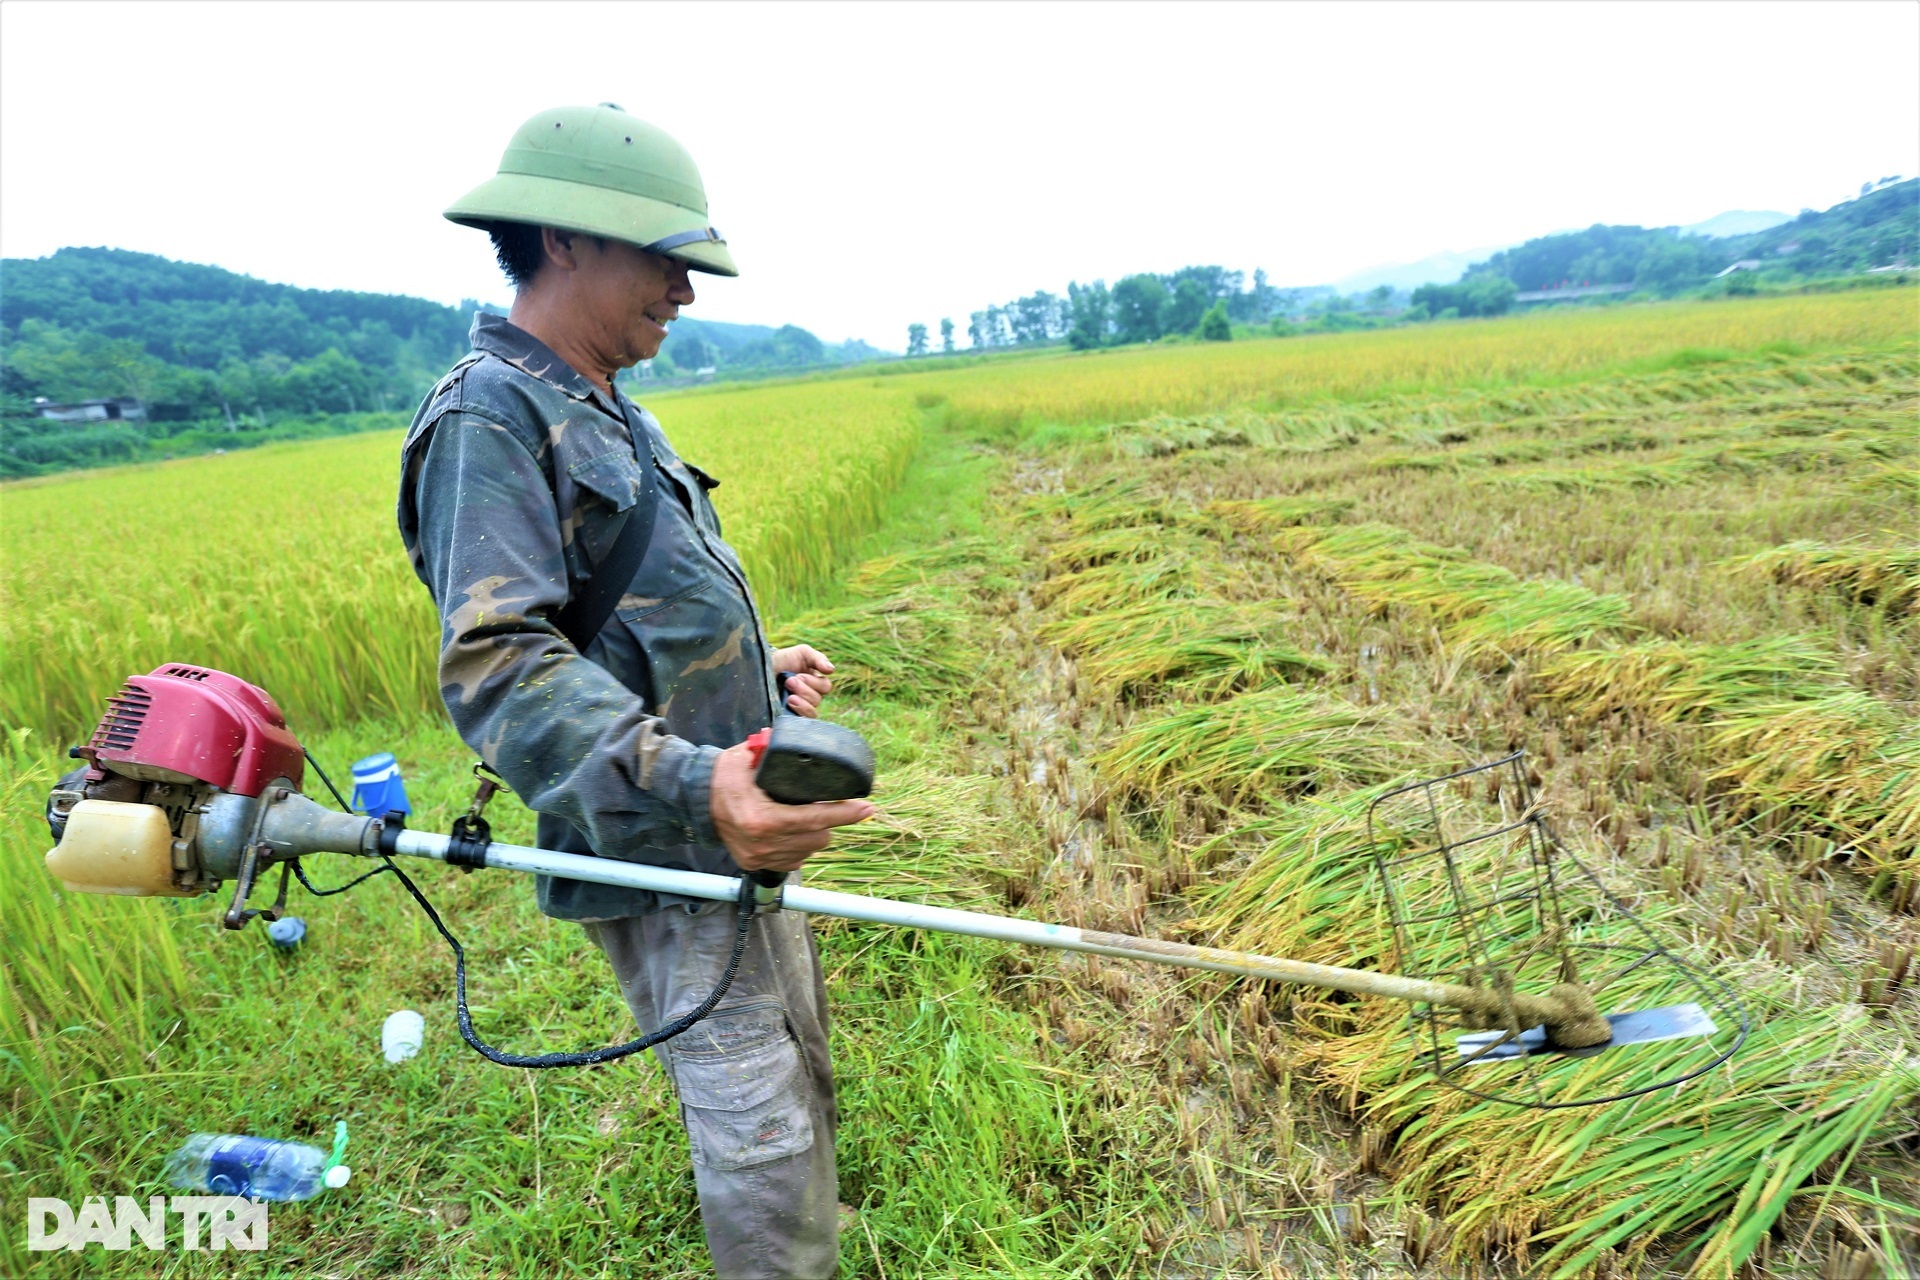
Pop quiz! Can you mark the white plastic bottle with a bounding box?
[165,1132,350,1201]
[382,1009,425,1063]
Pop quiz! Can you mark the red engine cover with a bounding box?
[87,664,305,797]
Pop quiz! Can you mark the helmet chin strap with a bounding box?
[642,225,726,255]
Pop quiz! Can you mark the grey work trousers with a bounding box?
[585,901,839,1280]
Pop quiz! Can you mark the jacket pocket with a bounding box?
[568,450,648,513]
[670,1001,814,1171]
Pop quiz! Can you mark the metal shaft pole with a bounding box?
[386,832,1564,1025]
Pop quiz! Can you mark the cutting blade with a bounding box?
[1455,1003,1718,1063]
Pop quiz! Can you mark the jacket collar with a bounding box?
[469,312,619,413]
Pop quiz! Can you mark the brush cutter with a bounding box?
[43,664,1745,1106]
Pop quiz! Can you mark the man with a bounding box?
[397,103,871,1279]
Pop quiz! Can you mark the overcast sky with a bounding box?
[3,1,1915,350]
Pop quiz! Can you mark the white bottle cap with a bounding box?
[324,1164,352,1189]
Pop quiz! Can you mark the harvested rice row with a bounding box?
[1539,639,1919,884]
[1106,347,1914,463]
[1482,428,1913,494]
[1722,538,1920,614]
[1271,522,1634,657]
[1185,783,1917,1277]
[1037,600,1330,703]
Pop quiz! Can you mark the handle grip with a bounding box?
[743,719,875,806]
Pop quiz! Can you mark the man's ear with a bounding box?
[541,227,580,273]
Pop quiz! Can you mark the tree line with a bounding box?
[907,265,1287,355]
[0,246,879,476]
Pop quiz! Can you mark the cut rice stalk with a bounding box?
[1093,688,1409,805]
[1039,599,1331,700]
[1721,538,1920,614]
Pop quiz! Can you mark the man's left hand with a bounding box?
[772,644,834,717]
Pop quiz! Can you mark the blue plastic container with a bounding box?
[350,752,410,816]
[266,916,306,949]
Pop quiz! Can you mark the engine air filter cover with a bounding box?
[88,665,304,797]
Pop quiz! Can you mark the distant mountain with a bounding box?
[1326,210,1792,296]
[640,315,883,379]
[1681,210,1791,239]
[1333,246,1510,295]
[1456,180,1916,295]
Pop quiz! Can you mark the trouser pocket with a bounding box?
[670,999,815,1172]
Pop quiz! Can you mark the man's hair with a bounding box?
[489,222,547,289]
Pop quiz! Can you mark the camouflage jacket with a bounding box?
[398,313,781,921]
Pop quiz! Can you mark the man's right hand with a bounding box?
[709,740,876,872]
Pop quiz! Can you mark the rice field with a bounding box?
[3,288,1917,1277]
[0,379,923,743]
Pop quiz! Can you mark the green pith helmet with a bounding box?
[446,103,737,277]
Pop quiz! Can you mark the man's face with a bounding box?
[573,235,696,370]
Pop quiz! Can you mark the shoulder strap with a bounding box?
[552,432,657,652]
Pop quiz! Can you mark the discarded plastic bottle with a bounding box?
[382,1009,425,1063]
[165,1122,350,1202]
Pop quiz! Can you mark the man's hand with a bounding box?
[772,644,834,718]
[709,739,874,872]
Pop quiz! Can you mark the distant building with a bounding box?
[1714,261,1763,278]
[33,396,147,423]
[1512,283,1635,304]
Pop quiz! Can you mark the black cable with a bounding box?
[303,746,758,1067]
[381,852,758,1068]
[295,748,390,894]
[292,860,390,897]
[303,749,352,811]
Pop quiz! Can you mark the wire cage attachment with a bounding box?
[1367,752,1749,1109]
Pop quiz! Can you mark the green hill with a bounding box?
[0,247,873,476]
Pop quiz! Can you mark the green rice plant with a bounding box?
[1853,463,1920,502]
[1092,688,1409,805]
[1444,583,1637,655]
[771,590,982,703]
[1109,414,1253,458]
[1537,642,1917,871]
[1204,496,1357,534]
[1186,787,1409,963]
[1275,523,1632,656]
[1722,538,1920,614]
[1020,476,1178,532]
[0,379,924,743]
[808,766,1023,906]
[1043,524,1187,575]
[1035,551,1226,615]
[1536,636,1847,725]
[845,537,1013,599]
[1038,599,1331,701]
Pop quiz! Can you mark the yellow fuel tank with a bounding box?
[46,800,193,896]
